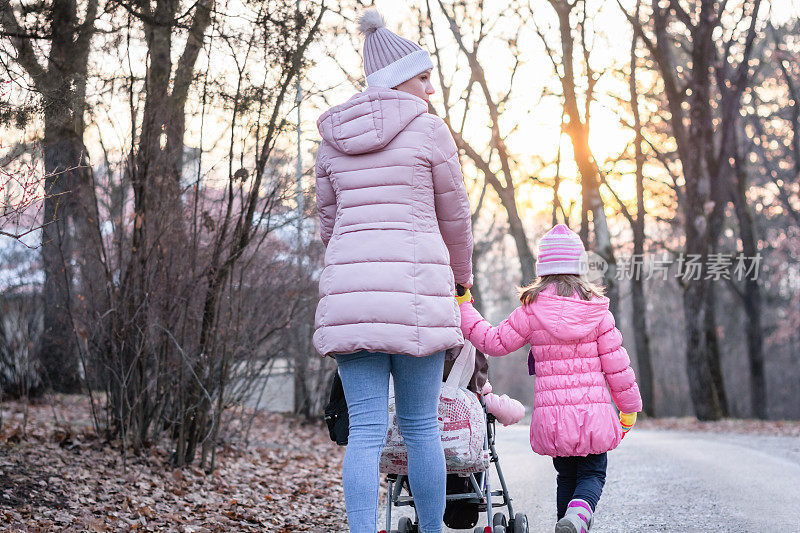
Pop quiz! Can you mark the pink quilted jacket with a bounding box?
[313,87,473,357]
[460,285,642,457]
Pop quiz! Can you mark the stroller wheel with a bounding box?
[397,517,414,533]
[512,512,529,533]
[493,513,508,527]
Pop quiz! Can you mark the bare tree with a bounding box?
[431,0,538,284]
[729,19,800,418]
[621,0,656,416]
[0,0,106,393]
[531,0,620,314]
[108,0,325,466]
[772,25,800,207]
[3,0,330,466]
[620,0,763,419]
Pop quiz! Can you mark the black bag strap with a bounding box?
[324,371,349,446]
[329,371,344,404]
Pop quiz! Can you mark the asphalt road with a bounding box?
[381,425,800,532]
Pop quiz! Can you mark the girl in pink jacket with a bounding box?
[457,224,642,533]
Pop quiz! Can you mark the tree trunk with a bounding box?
[497,186,537,284]
[38,154,106,395]
[646,0,724,420]
[740,272,766,418]
[40,131,106,393]
[704,282,729,416]
[39,139,79,392]
[629,149,656,415]
[563,108,619,316]
[590,199,619,317]
[552,1,619,313]
[682,94,724,421]
[683,277,723,420]
[630,263,654,415]
[628,14,655,416]
[3,0,104,394]
[732,148,767,419]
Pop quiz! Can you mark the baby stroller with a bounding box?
[378,345,529,533]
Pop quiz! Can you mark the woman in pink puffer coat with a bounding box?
[314,10,473,533]
[457,224,642,533]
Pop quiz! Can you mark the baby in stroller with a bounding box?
[442,345,525,531]
[445,347,526,427]
[380,342,527,533]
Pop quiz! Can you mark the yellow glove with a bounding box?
[455,288,473,305]
[620,412,637,437]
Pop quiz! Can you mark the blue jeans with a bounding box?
[552,453,608,519]
[335,350,446,533]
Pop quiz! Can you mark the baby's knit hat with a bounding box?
[357,9,434,89]
[536,224,589,276]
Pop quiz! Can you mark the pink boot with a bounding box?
[555,499,593,532]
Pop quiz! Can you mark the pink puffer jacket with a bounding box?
[460,285,642,457]
[313,87,474,357]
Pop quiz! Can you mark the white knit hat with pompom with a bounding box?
[357,9,433,88]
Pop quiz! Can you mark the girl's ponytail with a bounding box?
[519,274,605,305]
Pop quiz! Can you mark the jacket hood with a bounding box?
[317,87,429,155]
[530,285,609,341]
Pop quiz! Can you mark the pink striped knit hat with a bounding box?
[536,224,589,276]
[357,10,434,89]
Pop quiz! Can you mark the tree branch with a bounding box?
[669,0,694,29]
[0,0,48,91]
[172,0,214,109]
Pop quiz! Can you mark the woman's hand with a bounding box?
[455,288,473,306]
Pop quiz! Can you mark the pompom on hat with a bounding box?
[357,9,434,89]
[535,224,589,276]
